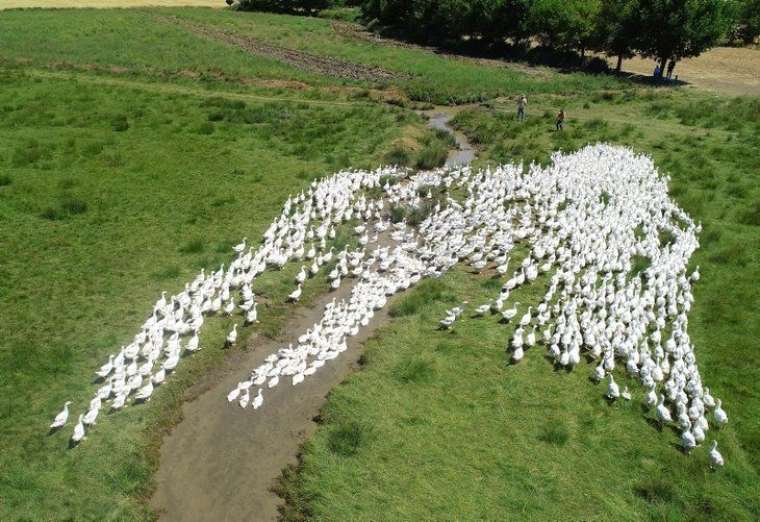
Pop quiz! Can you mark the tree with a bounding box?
[237,0,330,14]
[738,0,760,43]
[633,0,732,75]
[528,0,602,61]
[595,0,639,72]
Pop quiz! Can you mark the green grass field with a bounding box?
[0,6,758,521]
[282,95,760,520]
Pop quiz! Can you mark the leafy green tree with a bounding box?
[238,0,330,13]
[528,0,602,61]
[595,0,639,71]
[738,0,760,43]
[633,0,731,74]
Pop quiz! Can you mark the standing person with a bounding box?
[517,95,527,121]
[653,64,661,79]
[666,60,676,80]
[555,109,565,131]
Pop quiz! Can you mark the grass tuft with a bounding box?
[538,424,570,446]
[327,422,367,457]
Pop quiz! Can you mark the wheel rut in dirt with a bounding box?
[158,15,409,83]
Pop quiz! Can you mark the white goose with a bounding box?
[71,414,86,444]
[50,401,72,429]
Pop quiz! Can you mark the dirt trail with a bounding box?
[150,112,473,522]
[151,278,396,521]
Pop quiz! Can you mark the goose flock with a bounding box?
[49,144,725,467]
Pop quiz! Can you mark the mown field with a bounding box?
[0,6,758,521]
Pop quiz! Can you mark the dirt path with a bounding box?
[150,277,400,521]
[150,112,474,522]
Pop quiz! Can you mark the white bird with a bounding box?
[152,368,166,385]
[501,302,519,322]
[226,324,238,346]
[135,381,154,402]
[71,414,85,444]
[50,401,72,429]
[245,303,258,325]
[96,355,114,379]
[83,406,99,426]
[606,374,620,400]
[233,237,247,253]
[709,440,724,469]
[239,389,250,409]
[288,284,302,302]
[519,306,533,327]
[186,331,201,353]
[681,429,696,453]
[714,399,728,427]
[656,394,673,425]
[511,345,524,363]
[252,389,264,410]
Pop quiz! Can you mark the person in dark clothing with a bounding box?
[666,60,676,80]
[556,109,565,131]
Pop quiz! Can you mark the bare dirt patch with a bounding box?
[161,16,409,83]
[612,47,760,97]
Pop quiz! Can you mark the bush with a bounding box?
[237,0,330,13]
[0,174,11,187]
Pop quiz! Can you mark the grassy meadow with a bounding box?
[0,5,758,521]
[282,93,760,520]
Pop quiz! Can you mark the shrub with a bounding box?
[0,174,11,187]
